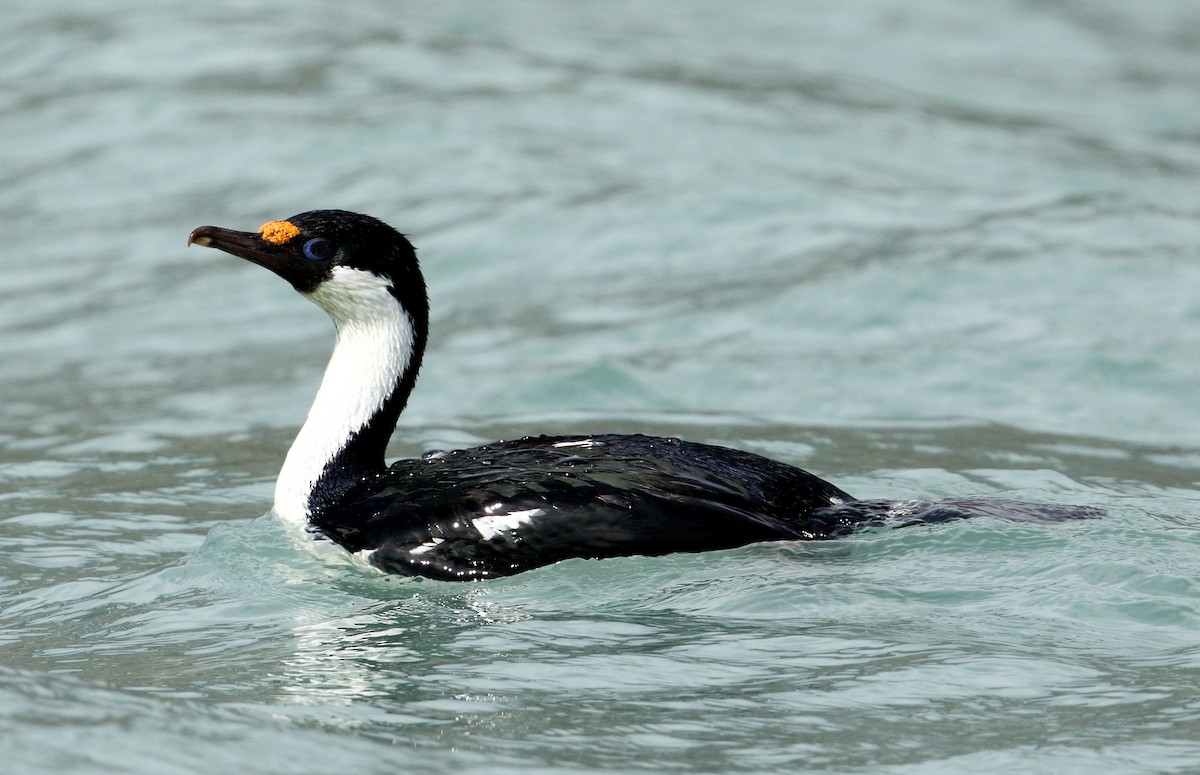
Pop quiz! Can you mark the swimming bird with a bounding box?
[189,210,1095,580]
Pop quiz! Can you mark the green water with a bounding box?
[3,1,1200,772]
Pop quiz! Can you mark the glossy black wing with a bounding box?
[311,434,855,580]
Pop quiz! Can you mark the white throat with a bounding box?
[273,266,415,527]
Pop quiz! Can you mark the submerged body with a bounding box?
[323,434,1093,580]
[189,210,1097,580]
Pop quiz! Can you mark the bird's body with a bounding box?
[189,210,1097,580]
[318,433,858,580]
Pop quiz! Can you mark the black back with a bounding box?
[311,433,857,580]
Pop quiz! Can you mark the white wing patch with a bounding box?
[407,537,446,556]
[472,508,544,540]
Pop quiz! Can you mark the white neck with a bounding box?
[273,266,415,527]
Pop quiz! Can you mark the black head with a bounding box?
[189,209,423,298]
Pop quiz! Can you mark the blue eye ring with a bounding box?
[303,237,334,261]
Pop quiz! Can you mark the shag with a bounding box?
[189,210,1095,580]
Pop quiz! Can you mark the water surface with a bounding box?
[3,2,1200,773]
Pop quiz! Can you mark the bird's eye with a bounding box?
[303,238,334,261]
